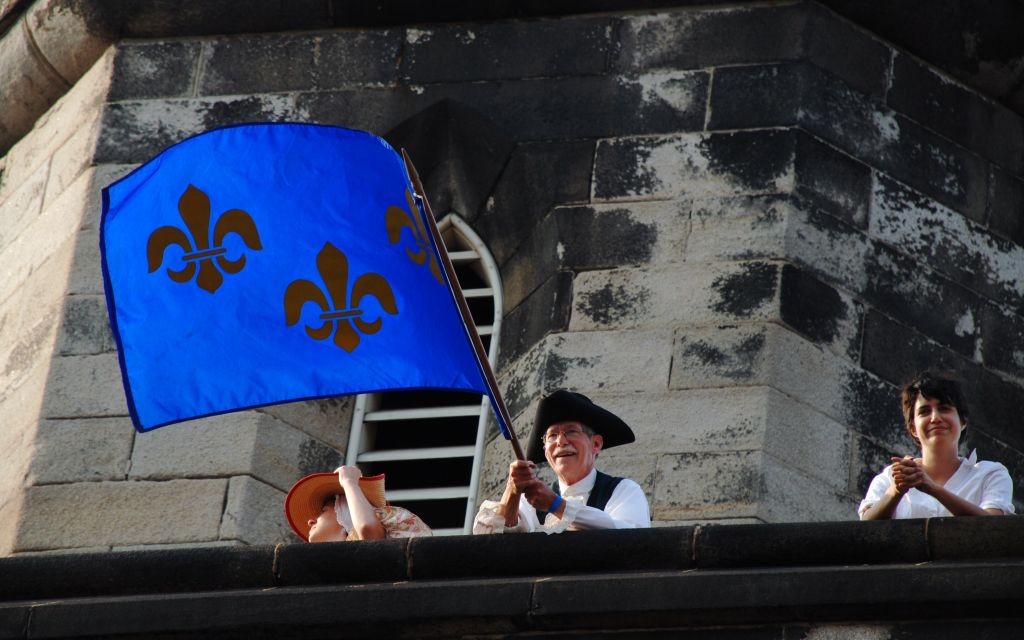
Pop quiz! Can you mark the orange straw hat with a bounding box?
[284,472,388,541]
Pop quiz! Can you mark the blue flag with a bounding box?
[101,123,505,435]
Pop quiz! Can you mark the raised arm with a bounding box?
[336,466,386,540]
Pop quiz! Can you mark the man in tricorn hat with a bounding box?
[473,389,651,534]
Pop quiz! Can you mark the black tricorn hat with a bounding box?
[525,389,635,463]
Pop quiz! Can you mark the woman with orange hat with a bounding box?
[285,465,432,542]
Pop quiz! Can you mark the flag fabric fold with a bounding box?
[101,123,503,434]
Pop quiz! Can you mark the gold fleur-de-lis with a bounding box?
[146,184,262,293]
[385,188,443,284]
[284,243,398,352]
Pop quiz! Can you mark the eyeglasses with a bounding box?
[542,427,591,445]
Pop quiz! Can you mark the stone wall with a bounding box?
[1,0,1022,553]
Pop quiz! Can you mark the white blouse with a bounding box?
[859,450,1015,519]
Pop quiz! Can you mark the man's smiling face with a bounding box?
[543,421,603,485]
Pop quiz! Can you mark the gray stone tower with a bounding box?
[1,0,1022,554]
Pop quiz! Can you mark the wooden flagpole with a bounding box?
[401,149,526,461]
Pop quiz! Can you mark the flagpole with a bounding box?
[401,149,526,462]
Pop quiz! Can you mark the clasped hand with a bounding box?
[890,456,936,495]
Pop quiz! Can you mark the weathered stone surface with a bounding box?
[888,51,1024,176]
[300,70,708,144]
[200,30,400,96]
[15,479,227,551]
[653,450,761,521]
[988,164,1024,247]
[593,130,796,202]
[43,116,101,210]
[760,453,855,522]
[254,396,354,451]
[979,304,1024,381]
[130,412,340,492]
[707,62,802,131]
[80,163,137,231]
[96,95,300,164]
[402,18,613,83]
[41,352,128,418]
[385,99,515,222]
[802,3,892,99]
[570,261,781,332]
[476,140,593,266]
[498,272,572,368]
[28,418,133,484]
[671,323,902,449]
[615,5,804,72]
[780,263,864,362]
[871,175,1024,313]
[0,48,113,201]
[108,41,201,102]
[794,133,871,230]
[220,475,295,545]
[67,228,105,295]
[0,160,47,258]
[56,294,116,355]
[500,330,674,419]
[686,195,790,263]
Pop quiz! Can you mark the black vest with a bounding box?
[535,470,624,522]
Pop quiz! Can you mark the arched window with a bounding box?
[345,214,502,535]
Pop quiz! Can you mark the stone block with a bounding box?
[254,396,354,451]
[785,206,871,296]
[696,519,928,568]
[797,63,989,222]
[67,228,105,295]
[794,133,872,230]
[41,352,128,418]
[130,412,340,493]
[498,272,572,368]
[686,195,791,263]
[81,164,137,231]
[0,160,47,258]
[56,294,116,356]
[301,70,708,144]
[929,516,1024,560]
[0,48,113,199]
[3,545,275,600]
[980,304,1024,381]
[780,263,864,362]
[652,450,761,521]
[27,418,133,484]
[275,538,410,586]
[200,30,400,96]
[473,139,593,265]
[707,63,802,131]
[409,526,691,580]
[401,17,613,83]
[0,251,65,395]
[95,95,300,164]
[759,453,855,522]
[888,51,1023,175]
[14,479,228,551]
[593,129,795,202]
[871,174,1024,314]
[802,4,891,99]
[220,475,294,545]
[109,41,202,101]
[0,171,93,307]
[615,4,804,72]
[385,99,515,222]
[987,164,1024,246]
[671,323,903,449]
[499,330,674,419]
[763,388,851,494]
[42,115,101,210]
[570,261,781,332]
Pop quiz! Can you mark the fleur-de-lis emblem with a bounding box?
[284,243,398,352]
[147,184,262,293]
[385,188,443,284]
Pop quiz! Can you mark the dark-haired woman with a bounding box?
[859,372,1014,519]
